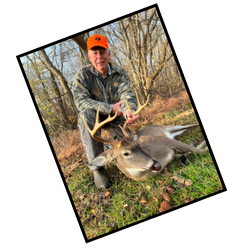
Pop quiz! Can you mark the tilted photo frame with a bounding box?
[14,1,229,245]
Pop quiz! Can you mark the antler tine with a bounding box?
[119,124,130,137]
[134,89,141,110]
[82,106,120,145]
[123,89,150,131]
[134,91,150,115]
[124,89,150,116]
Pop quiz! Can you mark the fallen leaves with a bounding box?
[153,197,158,202]
[159,201,171,212]
[161,192,171,202]
[140,198,149,206]
[158,191,171,212]
[184,179,193,187]
[170,175,193,187]
[170,175,185,184]
[104,190,110,199]
[166,187,175,194]
[78,156,86,163]
[79,193,88,200]
[140,198,148,203]
[161,179,170,186]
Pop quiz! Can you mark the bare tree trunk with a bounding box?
[26,55,60,116]
[39,49,79,116]
[119,19,147,103]
[71,34,90,64]
[49,71,74,128]
[146,39,172,91]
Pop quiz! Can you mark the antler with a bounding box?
[123,90,150,132]
[124,90,150,115]
[82,106,120,146]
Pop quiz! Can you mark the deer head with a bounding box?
[82,92,161,181]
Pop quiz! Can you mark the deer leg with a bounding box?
[175,140,207,157]
[163,124,199,139]
[196,140,207,150]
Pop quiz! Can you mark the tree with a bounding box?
[89,8,173,103]
[20,6,186,138]
[71,33,90,64]
[38,49,79,116]
[25,53,76,133]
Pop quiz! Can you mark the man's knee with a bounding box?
[79,108,95,116]
[78,109,96,128]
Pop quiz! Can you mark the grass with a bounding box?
[168,154,222,205]
[51,92,224,240]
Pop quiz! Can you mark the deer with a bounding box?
[82,92,207,181]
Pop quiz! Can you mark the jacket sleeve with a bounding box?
[72,70,113,115]
[117,70,138,115]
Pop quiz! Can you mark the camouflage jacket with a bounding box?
[72,63,138,116]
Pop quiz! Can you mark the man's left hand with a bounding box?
[125,111,139,125]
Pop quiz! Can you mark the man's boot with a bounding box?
[92,168,111,189]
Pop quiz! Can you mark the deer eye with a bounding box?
[123,152,131,157]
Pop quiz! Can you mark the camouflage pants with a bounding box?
[78,108,131,171]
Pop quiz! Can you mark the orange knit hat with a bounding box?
[87,34,109,51]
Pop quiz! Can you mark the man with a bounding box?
[72,34,139,189]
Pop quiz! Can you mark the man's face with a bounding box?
[88,46,111,74]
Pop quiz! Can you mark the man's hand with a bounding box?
[126,110,139,125]
[111,100,124,116]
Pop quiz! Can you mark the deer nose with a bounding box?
[150,160,161,172]
[155,162,161,170]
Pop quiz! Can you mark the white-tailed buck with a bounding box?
[83,92,206,181]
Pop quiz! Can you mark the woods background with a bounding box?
[20,7,186,138]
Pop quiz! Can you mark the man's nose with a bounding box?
[96,52,102,59]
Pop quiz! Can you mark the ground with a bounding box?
[51,92,224,240]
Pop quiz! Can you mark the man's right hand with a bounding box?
[111,100,124,116]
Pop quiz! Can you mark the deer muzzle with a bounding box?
[143,160,161,172]
[151,162,161,172]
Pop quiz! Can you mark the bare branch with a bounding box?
[38,49,79,115]
[61,42,85,63]
[71,35,89,63]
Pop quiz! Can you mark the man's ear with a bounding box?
[88,52,92,63]
[91,150,113,166]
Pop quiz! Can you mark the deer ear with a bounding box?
[91,151,113,166]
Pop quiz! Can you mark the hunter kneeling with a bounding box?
[72,34,139,189]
